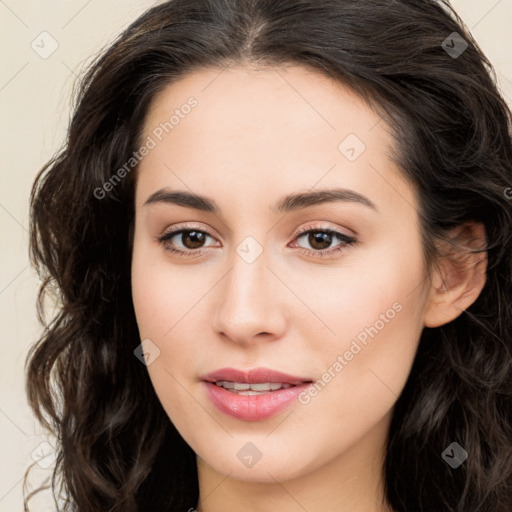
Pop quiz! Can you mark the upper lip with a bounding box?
[201,367,313,385]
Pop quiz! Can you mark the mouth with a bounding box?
[200,367,314,421]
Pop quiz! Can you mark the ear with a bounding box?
[423,221,487,328]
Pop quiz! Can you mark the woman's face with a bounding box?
[131,64,431,483]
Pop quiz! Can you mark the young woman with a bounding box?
[24,0,512,511]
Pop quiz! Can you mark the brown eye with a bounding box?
[306,231,333,250]
[291,227,357,259]
[178,230,207,249]
[158,227,217,256]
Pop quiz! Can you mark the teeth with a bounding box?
[250,383,278,391]
[214,381,293,393]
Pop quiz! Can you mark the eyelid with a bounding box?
[156,223,219,245]
[293,221,355,239]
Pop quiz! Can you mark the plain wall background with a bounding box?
[1,1,511,510]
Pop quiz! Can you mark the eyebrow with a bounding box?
[143,187,377,213]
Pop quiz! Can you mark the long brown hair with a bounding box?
[25,0,512,510]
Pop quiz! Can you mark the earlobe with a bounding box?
[423,221,487,328]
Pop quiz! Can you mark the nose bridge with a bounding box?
[212,236,286,343]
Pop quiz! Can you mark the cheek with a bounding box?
[130,236,211,396]
[289,234,426,344]
[305,238,428,411]
[131,234,198,338]
[130,247,194,416]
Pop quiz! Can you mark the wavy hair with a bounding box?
[24,0,512,510]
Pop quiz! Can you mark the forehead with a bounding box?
[135,64,411,217]
[142,63,384,141]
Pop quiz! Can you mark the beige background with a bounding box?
[1,0,511,510]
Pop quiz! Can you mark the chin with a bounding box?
[195,437,323,483]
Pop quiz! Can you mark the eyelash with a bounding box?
[156,223,357,260]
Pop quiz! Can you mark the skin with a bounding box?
[130,64,487,512]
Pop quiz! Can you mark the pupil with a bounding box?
[309,232,331,250]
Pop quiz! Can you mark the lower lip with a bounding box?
[203,381,311,421]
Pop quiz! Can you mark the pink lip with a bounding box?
[200,367,312,385]
[200,367,313,421]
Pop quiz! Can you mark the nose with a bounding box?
[212,246,288,346]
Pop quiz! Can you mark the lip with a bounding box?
[201,367,314,421]
[200,367,312,385]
